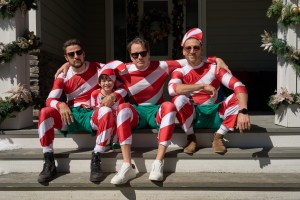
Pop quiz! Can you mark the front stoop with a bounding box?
[1,172,300,200]
[1,115,300,199]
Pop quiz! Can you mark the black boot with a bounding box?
[90,152,103,182]
[37,152,57,183]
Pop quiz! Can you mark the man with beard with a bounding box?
[37,39,124,183]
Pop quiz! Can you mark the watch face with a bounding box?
[239,108,248,114]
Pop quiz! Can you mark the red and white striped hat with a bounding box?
[99,68,116,82]
[181,28,203,46]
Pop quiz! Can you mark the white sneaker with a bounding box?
[149,160,164,181]
[110,163,136,185]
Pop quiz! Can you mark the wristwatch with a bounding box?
[238,108,248,114]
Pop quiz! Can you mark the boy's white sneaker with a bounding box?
[110,163,136,185]
[149,160,164,181]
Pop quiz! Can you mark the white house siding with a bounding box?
[206,0,277,72]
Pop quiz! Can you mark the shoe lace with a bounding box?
[115,164,130,176]
[41,159,52,173]
[223,138,229,143]
[91,153,101,171]
[152,161,162,172]
[91,160,101,171]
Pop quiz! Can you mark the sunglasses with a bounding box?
[130,51,148,59]
[66,49,83,58]
[184,46,201,52]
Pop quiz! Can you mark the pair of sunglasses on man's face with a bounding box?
[184,45,201,52]
[130,51,148,59]
[66,49,83,58]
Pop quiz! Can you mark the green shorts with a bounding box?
[58,107,96,137]
[132,104,160,130]
[193,102,223,129]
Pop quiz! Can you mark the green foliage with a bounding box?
[0,0,37,19]
[268,91,300,112]
[266,0,283,18]
[0,29,41,64]
[267,0,300,27]
[0,91,40,124]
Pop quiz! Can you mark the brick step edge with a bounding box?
[1,147,300,160]
[1,172,300,191]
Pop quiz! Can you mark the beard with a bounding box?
[71,59,84,68]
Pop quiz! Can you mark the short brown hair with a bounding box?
[98,74,111,83]
[62,39,84,55]
[127,37,149,53]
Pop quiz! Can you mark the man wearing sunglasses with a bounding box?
[55,37,229,184]
[37,39,125,183]
[168,28,251,155]
[98,37,229,185]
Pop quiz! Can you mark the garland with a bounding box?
[0,0,37,19]
[0,30,41,64]
[263,1,300,112]
[267,0,300,27]
[261,30,300,74]
[140,9,171,43]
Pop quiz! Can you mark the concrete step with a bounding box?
[0,172,300,200]
[1,128,300,149]
[1,115,300,149]
[1,147,300,173]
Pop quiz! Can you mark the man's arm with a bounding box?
[168,68,216,97]
[175,83,216,98]
[207,57,231,74]
[54,62,69,79]
[58,102,74,125]
[46,75,74,125]
[235,92,251,133]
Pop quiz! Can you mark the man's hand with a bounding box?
[236,113,251,133]
[203,84,217,98]
[58,102,74,125]
[101,94,116,107]
[54,62,70,79]
[215,58,231,74]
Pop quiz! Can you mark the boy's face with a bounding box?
[100,77,114,93]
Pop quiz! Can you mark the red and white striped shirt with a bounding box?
[91,88,125,111]
[103,60,186,105]
[168,61,247,105]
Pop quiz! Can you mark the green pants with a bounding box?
[133,104,160,130]
[193,102,223,129]
[59,107,96,136]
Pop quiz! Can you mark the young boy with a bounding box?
[91,68,124,150]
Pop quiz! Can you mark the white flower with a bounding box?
[5,83,32,105]
[261,30,273,52]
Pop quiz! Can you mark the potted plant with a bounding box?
[0,83,37,129]
[268,87,300,127]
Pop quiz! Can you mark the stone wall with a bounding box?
[29,49,64,117]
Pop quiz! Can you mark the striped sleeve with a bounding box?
[216,68,248,94]
[45,74,64,110]
[168,68,184,96]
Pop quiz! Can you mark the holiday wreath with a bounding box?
[140,9,171,43]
